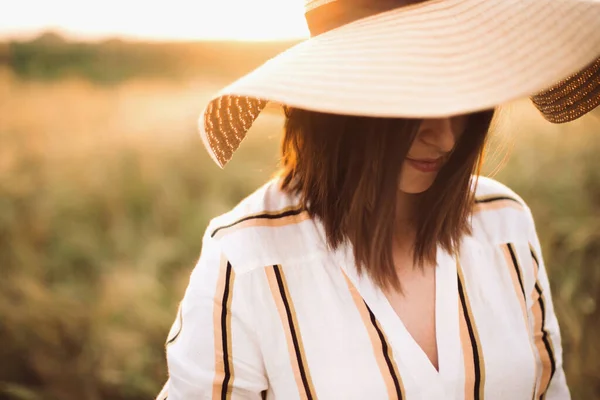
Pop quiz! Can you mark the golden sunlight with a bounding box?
[0,0,310,41]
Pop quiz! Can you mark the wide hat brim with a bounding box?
[199,0,600,168]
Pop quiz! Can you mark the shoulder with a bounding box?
[473,175,525,204]
[207,179,304,237]
[471,176,535,244]
[204,179,324,275]
[468,177,547,312]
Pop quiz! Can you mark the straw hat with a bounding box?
[199,0,600,168]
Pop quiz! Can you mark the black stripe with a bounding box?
[507,243,526,300]
[475,195,521,205]
[530,247,556,399]
[220,262,234,400]
[273,265,314,400]
[535,282,557,399]
[211,208,305,237]
[458,273,482,400]
[365,301,403,399]
[166,305,183,345]
[530,247,540,269]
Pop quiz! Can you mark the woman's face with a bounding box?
[399,116,469,194]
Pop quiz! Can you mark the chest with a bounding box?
[253,244,539,399]
[384,264,438,370]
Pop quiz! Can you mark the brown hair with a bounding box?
[279,107,495,290]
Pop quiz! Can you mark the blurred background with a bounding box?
[1,1,600,399]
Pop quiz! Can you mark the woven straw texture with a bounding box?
[199,0,600,167]
[531,57,600,123]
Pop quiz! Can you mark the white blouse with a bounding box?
[157,176,570,400]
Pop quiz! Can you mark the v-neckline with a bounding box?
[333,241,461,386]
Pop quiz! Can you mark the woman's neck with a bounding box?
[395,191,418,231]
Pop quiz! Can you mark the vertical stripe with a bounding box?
[502,243,537,399]
[501,243,528,323]
[457,262,485,400]
[265,265,316,400]
[343,273,405,399]
[529,245,557,400]
[212,258,236,400]
[166,304,183,345]
[502,243,528,319]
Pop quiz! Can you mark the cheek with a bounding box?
[407,137,422,154]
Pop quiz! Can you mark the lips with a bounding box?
[405,157,443,173]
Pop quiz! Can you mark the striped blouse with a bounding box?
[157,176,570,400]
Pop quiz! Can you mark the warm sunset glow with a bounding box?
[0,0,310,41]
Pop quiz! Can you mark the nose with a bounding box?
[418,118,457,154]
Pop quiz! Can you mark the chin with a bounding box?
[401,186,431,195]
[399,179,435,194]
[399,171,437,194]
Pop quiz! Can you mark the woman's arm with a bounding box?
[158,232,267,399]
[527,207,570,400]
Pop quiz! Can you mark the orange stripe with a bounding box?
[501,244,529,325]
[265,265,316,400]
[474,194,522,204]
[212,256,235,400]
[457,262,485,400]
[213,212,311,239]
[502,243,538,399]
[211,206,309,238]
[459,303,476,400]
[531,293,555,399]
[473,199,524,213]
[529,245,557,399]
[343,273,405,399]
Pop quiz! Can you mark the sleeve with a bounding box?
[526,206,571,400]
[158,231,268,400]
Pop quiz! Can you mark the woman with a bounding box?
[158,0,600,399]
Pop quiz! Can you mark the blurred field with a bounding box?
[0,35,600,400]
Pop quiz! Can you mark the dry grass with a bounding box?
[0,66,599,399]
[0,67,281,400]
